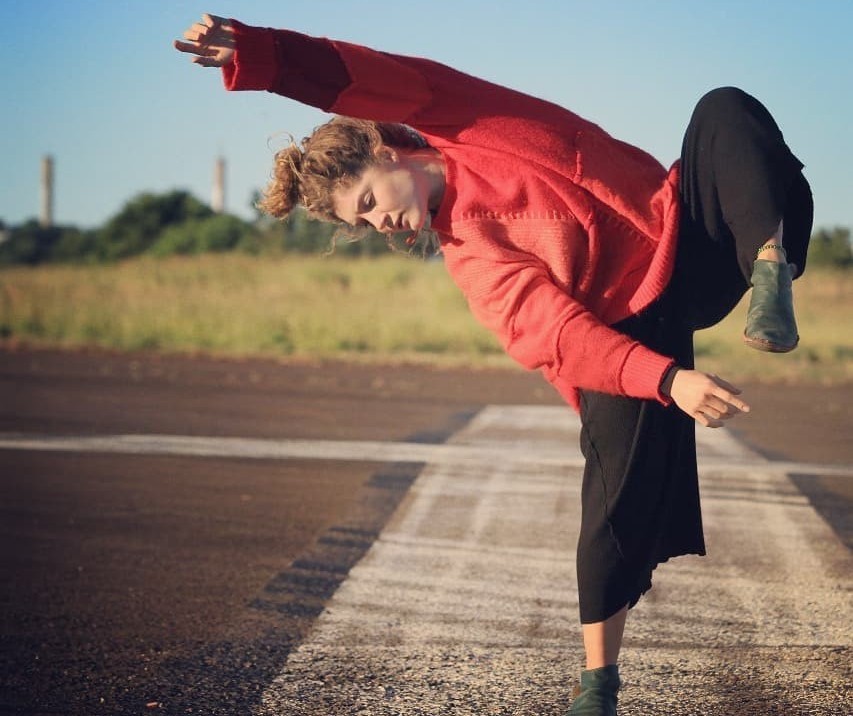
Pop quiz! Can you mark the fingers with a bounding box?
[696,414,724,429]
[173,28,208,57]
[202,13,225,28]
[704,394,748,418]
[174,14,230,51]
[182,23,209,42]
[696,390,749,428]
[707,374,751,414]
[192,55,225,68]
[174,14,235,67]
[173,39,217,57]
[710,388,751,415]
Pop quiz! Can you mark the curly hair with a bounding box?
[258,117,428,223]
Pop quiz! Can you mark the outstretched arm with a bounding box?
[174,14,235,68]
[173,13,586,130]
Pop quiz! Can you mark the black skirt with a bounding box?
[575,87,813,624]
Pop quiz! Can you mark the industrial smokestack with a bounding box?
[212,156,225,213]
[40,155,54,228]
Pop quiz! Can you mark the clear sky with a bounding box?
[2,0,850,231]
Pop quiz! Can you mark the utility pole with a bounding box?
[40,155,54,228]
[212,156,226,213]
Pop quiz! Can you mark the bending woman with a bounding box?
[175,15,813,716]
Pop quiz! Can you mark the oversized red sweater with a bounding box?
[222,21,681,410]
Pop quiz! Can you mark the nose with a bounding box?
[371,213,394,234]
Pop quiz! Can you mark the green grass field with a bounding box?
[1,253,850,383]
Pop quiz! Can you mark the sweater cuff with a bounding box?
[620,344,676,406]
[221,20,278,91]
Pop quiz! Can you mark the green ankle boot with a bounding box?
[743,259,799,353]
[568,664,620,715]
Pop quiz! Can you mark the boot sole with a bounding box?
[742,333,799,353]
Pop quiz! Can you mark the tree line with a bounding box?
[0,190,390,266]
[0,189,850,268]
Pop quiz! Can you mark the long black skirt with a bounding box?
[576,87,814,624]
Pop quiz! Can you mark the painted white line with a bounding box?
[0,432,583,468]
[253,404,852,716]
[0,430,850,476]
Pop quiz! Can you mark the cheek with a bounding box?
[389,169,418,205]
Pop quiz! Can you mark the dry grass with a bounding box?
[0,254,505,366]
[1,254,850,382]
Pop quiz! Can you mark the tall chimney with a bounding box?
[212,156,225,213]
[40,155,54,228]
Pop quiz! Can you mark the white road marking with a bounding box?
[243,405,850,716]
[0,428,849,476]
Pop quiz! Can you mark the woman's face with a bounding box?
[331,153,433,236]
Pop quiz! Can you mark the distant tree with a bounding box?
[0,220,52,264]
[808,226,851,268]
[95,190,213,261]
[49,226,98,263]
[149,214,255,257]
[280,207,337,253]
[0,220,101,265]
[249,188,269,224]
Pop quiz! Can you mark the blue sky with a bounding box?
[2,0,851,231]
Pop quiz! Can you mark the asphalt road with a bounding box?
[0,347,850,715]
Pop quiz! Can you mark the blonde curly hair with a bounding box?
[258,117,428,224]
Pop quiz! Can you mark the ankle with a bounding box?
[582,663,620,677]
[585,660,617,670]
[756,242,786,263]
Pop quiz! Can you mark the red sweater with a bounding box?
[222,21,681,410]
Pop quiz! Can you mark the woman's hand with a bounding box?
[174,13,236,67]
[661,368,751,428]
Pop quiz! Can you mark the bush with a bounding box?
[0,220,54,265]
[95,190,213,261]
[149,214,255,257]
[49,227,99,263]
[0,220,97,265]
[808,227,851,269]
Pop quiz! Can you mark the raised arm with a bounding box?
[174,14,582,130]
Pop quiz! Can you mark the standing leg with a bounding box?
[582,606,629,669]
[570,299,701,715]
[570,607,628,713]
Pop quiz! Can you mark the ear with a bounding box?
[375,146,399,164]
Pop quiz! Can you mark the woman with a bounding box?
[175,14,812,715]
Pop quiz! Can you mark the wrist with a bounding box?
[659,364,681,398]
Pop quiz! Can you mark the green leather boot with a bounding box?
[743,259,799,353]
[568,664,620,715]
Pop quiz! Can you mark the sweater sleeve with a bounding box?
[441,227,676,409]
[221,20,576,129]
[222,21,350,109]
